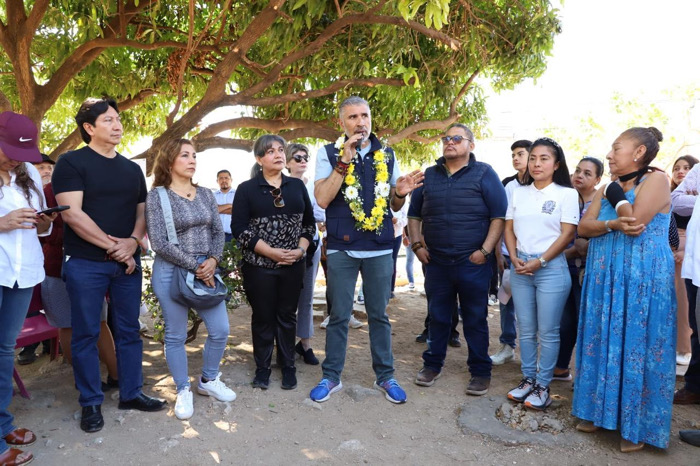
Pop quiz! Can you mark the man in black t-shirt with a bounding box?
[53,98,166,434]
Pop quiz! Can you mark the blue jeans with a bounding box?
[510,252,571,387]
[322,252,394,383]
[423,260,492,377]
[0,284,33,455]
[152,256,230,392]
[499,256,516,348]
[405,244,415,284]
[64,257,144,406]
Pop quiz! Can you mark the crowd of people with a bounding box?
[1,94,699,464]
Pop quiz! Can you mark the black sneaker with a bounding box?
[281,367,297,390]
[415,331,428,343]
[101,375,119,392]
[466,376,490,396]
[253,368,271,390]
[16,348,38,366]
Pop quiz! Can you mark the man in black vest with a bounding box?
[408,124,507,396]
[310,96,423,403]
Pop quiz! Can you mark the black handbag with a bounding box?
[156,187,228,309]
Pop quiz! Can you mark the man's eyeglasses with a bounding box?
[441,135,471,144]
[292,154,309,163]
[270,187,285,208]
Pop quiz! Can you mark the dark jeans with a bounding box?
[64,257,143,407]
[421,262,458,338]
[684,279,700,393]
[556,269,582,370]
[423,306,459,338]
[242,261,304,369]
[390,236,402,292]
[499,256,516,347]
[224,232,233,243]
[423,260,492,377]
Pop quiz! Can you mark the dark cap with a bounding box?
[0,112,42,163]
[35,153,55,165]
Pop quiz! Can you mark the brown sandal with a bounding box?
[575,421,599,433]
[620,438,645,453]
[3,428,36,447]
[0,447,34,466]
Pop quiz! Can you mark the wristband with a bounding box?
[604,182,630,213]
[604,220,612,232]
[130,236,140,245]
[394,191,407,199]
[411,241,424,253]
[334,164,348,176]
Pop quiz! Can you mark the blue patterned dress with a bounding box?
[572,186,676,448]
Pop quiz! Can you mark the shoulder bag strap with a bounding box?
[156,186,179,245]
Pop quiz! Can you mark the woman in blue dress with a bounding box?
[573,127,675,452]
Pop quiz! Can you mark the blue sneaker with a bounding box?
[374,379,407,404]
[309,379,343,403]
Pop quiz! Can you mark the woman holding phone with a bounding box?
[0,112,57,466]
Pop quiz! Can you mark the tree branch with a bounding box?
[197,117,334,139]
[386,115,461,145]
[449,68,480,115]
[226,77,408,107]
[25,0,51,34]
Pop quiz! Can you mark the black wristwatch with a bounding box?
[479,247,491,258]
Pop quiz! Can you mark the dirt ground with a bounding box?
[10,261,700,466]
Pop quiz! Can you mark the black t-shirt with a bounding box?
[52,146,147,261]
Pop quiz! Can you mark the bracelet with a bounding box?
[334,164,348,176]
[479,247,491,258]
[604,220,612,232]
[130,236,140,245]
[411,241,424,253]
[394,191,407,199]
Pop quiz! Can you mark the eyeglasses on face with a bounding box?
[441,135,471,144]
[270,187,285,208]
[292,153,309,163]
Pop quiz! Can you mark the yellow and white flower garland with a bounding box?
[335,136,391,233]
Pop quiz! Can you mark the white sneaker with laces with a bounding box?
[507,377,535,402]
[490,344,515,365]
[320,315,330,329]
[174,387,194,420]
[488,294,498,306]
[408,283,415,290]
[197,372,237,402]
[349,314,365,329]
[524,384,552,410]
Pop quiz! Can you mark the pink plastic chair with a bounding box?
[12,286,60,399]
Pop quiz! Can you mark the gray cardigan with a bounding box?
[145,186,225,271]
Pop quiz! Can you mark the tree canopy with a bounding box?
[0,0,561,168]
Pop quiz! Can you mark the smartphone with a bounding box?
[37,205,70,216]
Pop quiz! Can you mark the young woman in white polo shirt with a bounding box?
[504,137,579,410]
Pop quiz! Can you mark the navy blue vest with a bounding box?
[325,134,396,251]
[420,155,492,264]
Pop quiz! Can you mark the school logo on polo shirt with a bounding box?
[541,200,556,215]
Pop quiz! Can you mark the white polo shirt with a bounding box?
[214,188,236,234]
[506,182,579,255]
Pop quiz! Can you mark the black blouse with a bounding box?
[231,172,315,268]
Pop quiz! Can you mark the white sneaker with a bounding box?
[320,315,330,329]
[174,387,194,420]
[408,283,415,290]
[488,294,498,306]
[349,314,365,329]
[507,377,536,402]
[677,352,692,366]
[356,295,365,305]
[524,384,552,410]
[490,344,515,365]
[197,372,237,402]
